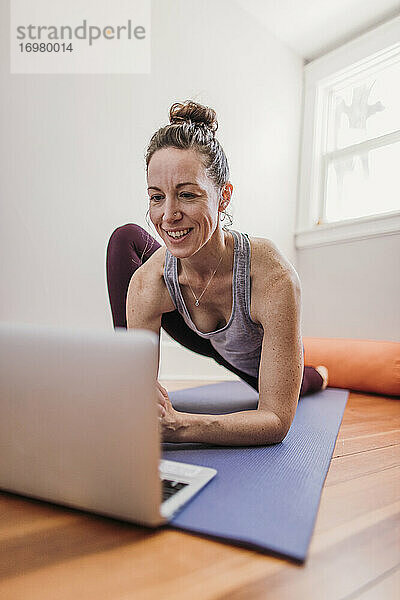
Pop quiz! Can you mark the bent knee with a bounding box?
[108,223,146,249]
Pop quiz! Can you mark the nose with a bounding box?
[162,199,182,224]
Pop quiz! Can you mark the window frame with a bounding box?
[296,15,400,249]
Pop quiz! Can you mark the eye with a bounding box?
[150,195,163,202]
[180,193,195,198]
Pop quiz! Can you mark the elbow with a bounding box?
[276,417,292,443]
[270,430,287,445]
[264,413,291,445]
[276,427,289,444]
[258,431,286,446]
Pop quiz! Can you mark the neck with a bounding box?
[179,227,232,284]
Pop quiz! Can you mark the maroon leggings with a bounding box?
[106,224,324,396]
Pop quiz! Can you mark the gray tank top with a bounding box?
[163,229,264,378]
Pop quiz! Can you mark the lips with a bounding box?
[163,228,193,242]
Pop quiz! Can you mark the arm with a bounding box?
[169,270,303,446]
[126,261,184,418]
[126,267,163,373]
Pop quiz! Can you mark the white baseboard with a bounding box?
[158,340,240,381]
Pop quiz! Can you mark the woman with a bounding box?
[107,100,328,446]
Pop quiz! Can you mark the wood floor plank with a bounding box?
[325,445,400,486]
[311,500,400,552]
[338,397,400,432]
[0,516,283,600]
[349,565,400,600]
[333,430,400,457]
[314,465,400,532]
[0,493,82,541]
[221,513,400,600]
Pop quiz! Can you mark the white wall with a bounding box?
[0,1,303,378]
[297,233,400,342]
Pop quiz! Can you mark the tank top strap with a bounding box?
[230,229,251,322]
[163,247,179,311]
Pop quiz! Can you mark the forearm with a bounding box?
[170,409,285,446]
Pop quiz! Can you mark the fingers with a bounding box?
[156,380,169,399]
[157,383,167,418]
[156,381,169,419]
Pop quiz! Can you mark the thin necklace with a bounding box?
[180,254,223,306]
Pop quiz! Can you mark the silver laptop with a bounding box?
[0,322,216,526]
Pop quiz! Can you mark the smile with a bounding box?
[164,228,193,240]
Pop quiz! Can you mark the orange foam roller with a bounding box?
[303,337,400,397]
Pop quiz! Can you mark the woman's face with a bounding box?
[147,147,223,256]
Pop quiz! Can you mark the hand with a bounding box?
[156,380,168,418]
[156,381,181,442]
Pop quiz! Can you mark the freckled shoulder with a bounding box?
[249,234,297,273]
[247,236,300,316]
[132,246,176,314]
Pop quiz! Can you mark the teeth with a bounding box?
[166,228,191,238]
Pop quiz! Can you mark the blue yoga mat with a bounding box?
[162,381,349,563]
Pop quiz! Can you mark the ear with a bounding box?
[219,182,233,210]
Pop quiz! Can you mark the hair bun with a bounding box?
[169,100,218,135]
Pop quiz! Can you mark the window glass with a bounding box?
[326,58,400,152]
[325,140,400,222]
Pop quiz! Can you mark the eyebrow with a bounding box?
[147,182,199,191]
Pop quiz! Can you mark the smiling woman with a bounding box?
[106,100,327,446]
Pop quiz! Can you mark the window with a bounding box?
[296,16,400,248]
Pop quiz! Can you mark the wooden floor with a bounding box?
[0,381,399,600]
